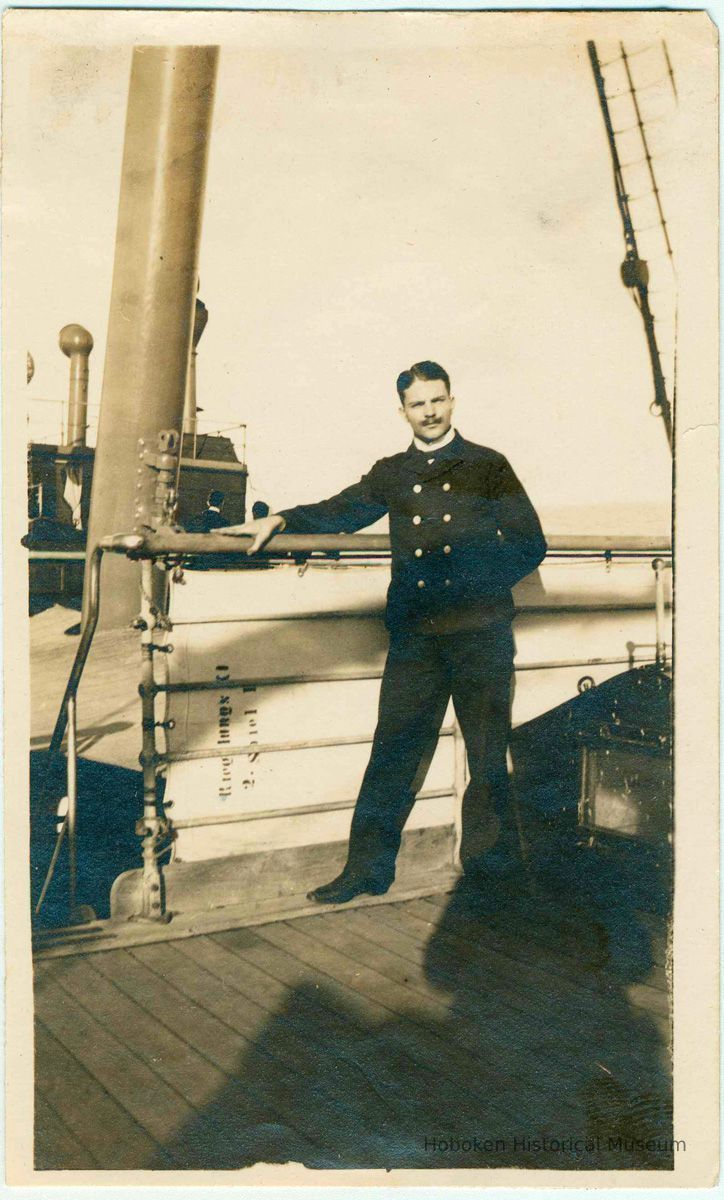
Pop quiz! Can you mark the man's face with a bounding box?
[400,377,455,442]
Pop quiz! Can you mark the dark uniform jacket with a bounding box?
[279,431,546,636]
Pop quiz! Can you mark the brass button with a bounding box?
[414,548,423,558]
[417,579,425,588]
[443,513,451,523]
[412,515,421,526]
[443,544,451,554]
[444,579,451,586]
[413,484,422,493]
[442,482,451,492]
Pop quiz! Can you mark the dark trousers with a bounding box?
[345,623,516,883]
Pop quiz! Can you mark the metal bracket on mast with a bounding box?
[134,428,181,532]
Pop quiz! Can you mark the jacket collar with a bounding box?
[412,426,456,453]
[409,428,458,455]
[402,430,473,479]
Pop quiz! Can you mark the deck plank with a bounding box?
[90,945,321,1164]
[408,894,665,998]
[34,1023,170,1169]
[341,904,612,1052]
[172,933,422,1133]
[345,904,671,1082]
[410,895,671,1014]
[292,907,566,1051]
[417,892,669,985]
[288,908,584,1110]
[33,1092,98,1171]
[250,918,581,1137]
[130,938,410,1163]
[411,893,614,981]
[31,611,140,770]
[299,901,670,1106]
[213,923,537,1138]
[37,954,278,1168]
[209,923,530,1132]
[34,964,201,1165]
[381,898,671,1060]
[33,868,457,960]
[376,898,608,1004]
[33,895,674,1171]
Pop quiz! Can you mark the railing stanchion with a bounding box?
[135,559,172,922]
[652,557,669,668]
[67,694,78,920]
[34,543,110,918]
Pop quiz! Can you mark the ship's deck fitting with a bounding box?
[34,888,671,1172]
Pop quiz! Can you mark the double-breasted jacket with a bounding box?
[279,431,546,637]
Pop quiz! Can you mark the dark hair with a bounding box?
[207,489,225,508]
[396,360,451,402]
[252,500,270,519]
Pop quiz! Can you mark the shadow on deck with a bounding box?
[34,876,672,1173]
[30,751,141,928]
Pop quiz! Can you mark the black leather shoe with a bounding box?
[306,870,392,905]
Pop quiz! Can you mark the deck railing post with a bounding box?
[66,695,78,920]
[34,545,107,920]
[129,426,182,923]
[135,558,172,922]
[652,557,670,668]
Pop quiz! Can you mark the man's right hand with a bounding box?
[218,514,285,555]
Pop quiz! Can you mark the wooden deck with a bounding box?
[34,886,672,1173]
[30,603,140,770]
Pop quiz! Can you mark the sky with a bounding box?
[5,9,718,534]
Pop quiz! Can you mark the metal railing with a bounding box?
[33,511,672,929]
[33,538,141,920]
[112,529,672,558]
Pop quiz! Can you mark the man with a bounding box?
[186,489,230,533]
[221,361,546,904]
